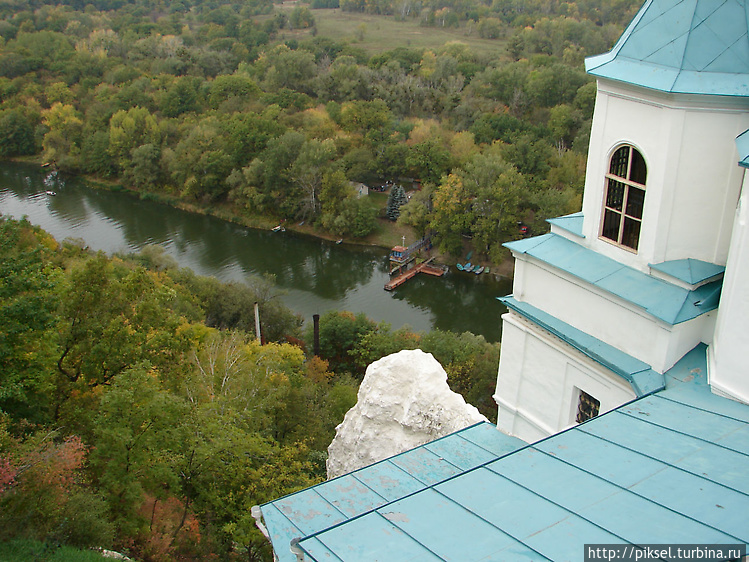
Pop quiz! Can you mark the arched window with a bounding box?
[600,145,647,251]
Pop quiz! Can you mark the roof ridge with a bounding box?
[666,0,701,91]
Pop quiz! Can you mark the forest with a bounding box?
[0,216,501,560]
[0,0,641,261]
[0,0,642,559]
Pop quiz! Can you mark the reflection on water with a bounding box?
[0,161,510,341]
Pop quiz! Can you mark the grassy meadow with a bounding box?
[274,4,507,57]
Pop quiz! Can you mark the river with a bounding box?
[0,161,510,342]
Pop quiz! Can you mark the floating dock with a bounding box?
[384,259,446,290]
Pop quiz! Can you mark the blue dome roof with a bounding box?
[585,0,749,96]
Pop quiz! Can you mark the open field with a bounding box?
[275,5,507,57]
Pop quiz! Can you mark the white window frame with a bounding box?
[599,144,647,252]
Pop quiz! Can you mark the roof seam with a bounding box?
[300,536,345,562]
[532,444,746,544]
[348,472,390,505]
[487,452,638,544]
[700,16,744,70]
[311,487,350,523]
[380,457,434,488]
[259,421,488,508]
[264,503,306,547]
[294,439,540,546]
[406,446,464,473]
[657,393,749,425]
[616,406,749,460]
[428,478,554,560]
[454,432,513,459]
[577,416,749,499]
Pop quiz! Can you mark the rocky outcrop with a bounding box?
[326,349,487,479]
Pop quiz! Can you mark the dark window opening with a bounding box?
[601,145,647,251]
[576,390,600,423]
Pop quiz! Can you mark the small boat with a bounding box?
[456,263,464,271]
[484,267,490,274]
[463,262,472,272]
[474,266,484,274]
[45,190,56,196]
[271,225,285,232]
[466,251,473,261]
[335,239,343,244]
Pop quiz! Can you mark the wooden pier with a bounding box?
[384,259,446,291]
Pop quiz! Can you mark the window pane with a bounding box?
[629,148,647,184]
[576,390,600,423]
[621,217,641,250]
[625,186,645,219]
[606,179,625,210]
[602,209,621,241]
[609,146,629,178]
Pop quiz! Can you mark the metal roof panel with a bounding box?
[585,0,749,96]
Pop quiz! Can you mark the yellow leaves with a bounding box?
[419,50,437,79]
[42,102,82,131]
[449,131,478,163]
[300,106,339,140]
[406,118,442,146]
[305,356,334,384]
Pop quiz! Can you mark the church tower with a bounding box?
[495,0,749,442]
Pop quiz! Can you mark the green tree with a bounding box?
[0,218,58,425]
[0,109,37,157]
[290,138,337,220]
[41,102,84,170]
[108,106,162,174]
[386,183,408,221]
[168,117,233,201]
[90,364,186,538]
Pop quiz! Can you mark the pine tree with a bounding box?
[386,184,408,221]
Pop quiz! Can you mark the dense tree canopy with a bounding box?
[0,0,638,255]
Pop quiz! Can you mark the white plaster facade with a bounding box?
[510,254,718,373]
[494,312,636,443]
[495,27,749,443]
[580,81,749,270]
[709,166,749,404]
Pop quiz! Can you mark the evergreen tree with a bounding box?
[386,184,407,221]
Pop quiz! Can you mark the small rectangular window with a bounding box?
[576,390,600,423]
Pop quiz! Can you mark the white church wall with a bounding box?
[581,80,749,271]
[710,168,749,405]
[661,109,748,265]
[495,311,636,442]
[513,256,712,374]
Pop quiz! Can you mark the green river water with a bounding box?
[0,161,510,341]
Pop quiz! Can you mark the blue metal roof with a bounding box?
[290,345,749,561]
[585,0,749,97]
[546,212,584,238]
[504,233,722,325]
[499,296,664,396]
[649,258,725,285]
[738,129,749,168]
[258,422,525,562]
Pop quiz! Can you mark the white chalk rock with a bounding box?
[326,349,487,479]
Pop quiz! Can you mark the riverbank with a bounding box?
[8,156,513,278]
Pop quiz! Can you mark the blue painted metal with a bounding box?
[546,211,585,238]
[503,233,723,325]
[649,258,725,286]
[585,0,749,97]
[290,345,749,561]
[258,422,525,562]
[499,296,664,396]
